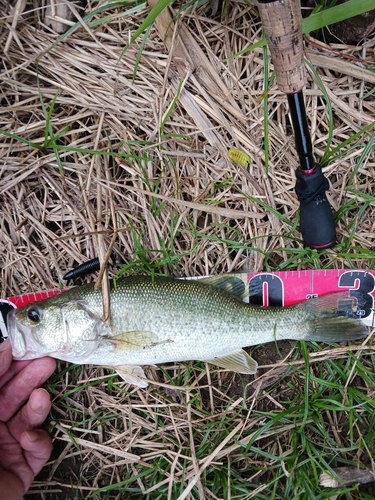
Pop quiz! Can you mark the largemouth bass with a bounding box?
[7,274,368,387]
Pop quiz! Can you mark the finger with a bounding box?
[0,421,35,495]
[0,469,25,500]
[0,357,56,422]
[20,429,53,479]
[8,388,52,442]
[0,358,33,389]
[0,340,13,379]
[0,338,36,389]
[0,429,53,494]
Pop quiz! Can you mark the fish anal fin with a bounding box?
[115,364,148,387]
[208,349,258,374]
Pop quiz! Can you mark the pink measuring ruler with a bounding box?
[246,269,375,327]
[1,270,374,340]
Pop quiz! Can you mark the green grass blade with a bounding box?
[300,341,311,431]
[132,22,153,82]
[46,1,144,52]
[160,79,184,136]
[0,129,44,150]
[302,0,375,33]
[348,131,375,185]
[231,0,375,57]
[321,121,375,166]
[304,60,333,166]
[35,66,64,174]
[119,0,173,58]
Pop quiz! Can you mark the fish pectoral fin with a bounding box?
[208,349,258,374]
[114,364,148,388]
[104,331,159,351]
[199,274,249,300]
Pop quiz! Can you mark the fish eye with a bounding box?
[27,307,42,324]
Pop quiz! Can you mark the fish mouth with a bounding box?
[7,310,40,360]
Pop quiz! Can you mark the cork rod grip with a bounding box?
[258,0,305,94]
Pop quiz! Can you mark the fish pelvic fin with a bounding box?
[208,349,258,374]
[104,331,173,351]
[299,292,369,342]
[115,365,148,387]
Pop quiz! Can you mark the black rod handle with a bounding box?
[295,164,336,249]
[287,92,315,171]
[288,92,336,248]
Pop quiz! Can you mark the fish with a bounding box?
[7,274,368,388]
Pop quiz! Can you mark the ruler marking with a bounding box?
[0,310,9,339]
[0,299,15,341]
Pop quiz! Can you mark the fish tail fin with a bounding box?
[298,292,369,343]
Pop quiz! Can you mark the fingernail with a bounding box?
[24,431,38,443]
[0,340,10,352]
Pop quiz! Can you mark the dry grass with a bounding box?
[1,0,375,498]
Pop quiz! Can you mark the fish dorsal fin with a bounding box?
[114,364,148,387]
[208,349,258,374]
[105,331,158,350]
[199,274,248,300]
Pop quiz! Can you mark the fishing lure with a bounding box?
[63,258,100,281]
[228,148,251,168]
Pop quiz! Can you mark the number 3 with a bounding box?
[339,271,375,319]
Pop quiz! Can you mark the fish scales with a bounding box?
[103,277,305,364]
[8,274,368,387]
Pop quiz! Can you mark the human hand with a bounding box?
[0,340,56,500]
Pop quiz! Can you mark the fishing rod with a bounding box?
[257,0,336,249]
